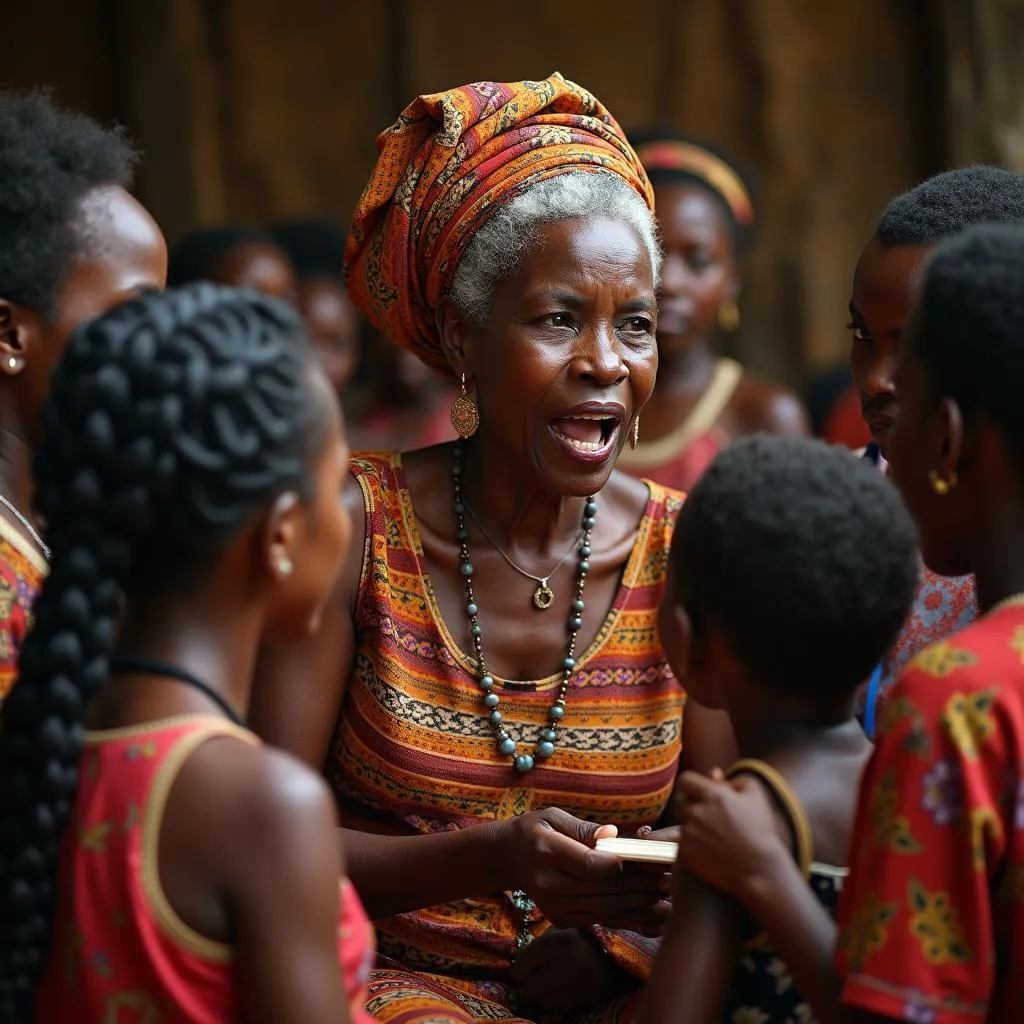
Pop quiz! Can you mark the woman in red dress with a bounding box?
[0,286,373,1023]
[616,132,808,492]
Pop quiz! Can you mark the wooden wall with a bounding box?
[6,0,1019,381]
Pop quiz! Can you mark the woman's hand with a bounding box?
[670,771,790,901]
[510,927,625,1014]
[504,808,671,931]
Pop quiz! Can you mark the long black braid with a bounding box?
[0,283,328,1020]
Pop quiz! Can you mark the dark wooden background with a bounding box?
[6,0,1022,381]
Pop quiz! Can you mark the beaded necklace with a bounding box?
[451,440,595,775]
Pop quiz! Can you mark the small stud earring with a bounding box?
[276,555,294,577]
[7,357,16,370]
[929,469,958,496]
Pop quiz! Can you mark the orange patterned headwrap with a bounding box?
[344,72,654,374]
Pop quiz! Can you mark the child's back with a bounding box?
[644,435,919,1023]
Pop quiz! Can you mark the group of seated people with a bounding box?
[0,72,1021,1024]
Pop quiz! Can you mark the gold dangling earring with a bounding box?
[450,372,479,438]
[929,469,958,496]
[718,300,741,333]
[631,417,640,449]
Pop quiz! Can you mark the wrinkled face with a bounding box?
[848,235,930,457]
[888,317,971,577]
[1,184,168,444]
[459,215,658,495]
[296,279,359,394]
[653,183,737,354]
[211,242,297,303]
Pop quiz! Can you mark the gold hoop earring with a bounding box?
[718,300,741,333]
[929,469,958,496]
[450,373,479,438]
[630,417,640,449]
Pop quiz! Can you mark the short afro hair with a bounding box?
[273,219,346,283]
[0,91,138,319]
[167,226,281,287]
[672,436,919,700]
[912,223,1024,471]
[877,166,1024,247]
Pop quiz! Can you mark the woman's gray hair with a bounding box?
[448,171,661,324]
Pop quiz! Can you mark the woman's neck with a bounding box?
[457,437,587,556]
[113,592,264,722]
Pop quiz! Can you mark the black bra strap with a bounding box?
[109,654,245,727]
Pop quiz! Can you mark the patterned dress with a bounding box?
[856,445,977,736]
[0,521,47,703]
[335,454,685,1023]
[836,601,1024,1022]
[37,716,376,1023]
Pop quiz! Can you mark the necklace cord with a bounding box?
[108,654,245,726]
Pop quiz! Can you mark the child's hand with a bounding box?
[672,770,790,902]
[510,927,623,1013]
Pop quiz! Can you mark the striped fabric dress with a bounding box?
[331,453,685,1023]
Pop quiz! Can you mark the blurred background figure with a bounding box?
[617,130,808,492]
[804,365,871,449]
[168,225,296,302]
[346,326,454,452]
[274,218,361,396]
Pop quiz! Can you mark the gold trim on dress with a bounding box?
[618,358,742,469]
[139,720,260,963]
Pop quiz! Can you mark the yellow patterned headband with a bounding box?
[636,140,754,227]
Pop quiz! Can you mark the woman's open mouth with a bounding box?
[550,413,620,463]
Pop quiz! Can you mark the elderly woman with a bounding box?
[251,74,732,1023]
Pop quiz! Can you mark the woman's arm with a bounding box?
[635,868,742,1024]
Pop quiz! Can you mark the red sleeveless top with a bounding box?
[36,715,375,1023]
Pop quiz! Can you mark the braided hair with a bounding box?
[0,283,329,1019]
[912,223,1024,469]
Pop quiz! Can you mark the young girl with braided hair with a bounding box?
[0,284,373,1022]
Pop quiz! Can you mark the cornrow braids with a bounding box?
[0,283,327,1020]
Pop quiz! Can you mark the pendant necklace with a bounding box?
[452,440,595,774]
[462,499,582,610]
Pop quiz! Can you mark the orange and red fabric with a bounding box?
[344,72,654,376]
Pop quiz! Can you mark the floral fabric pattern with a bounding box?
[837,604,1024,1022]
